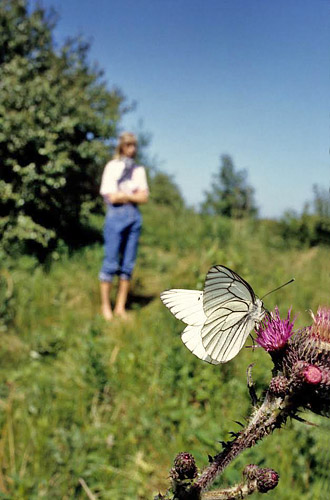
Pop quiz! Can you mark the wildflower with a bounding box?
[282,307,330,417]
[255,307,295,352]
[309,306,330,347]
[287,306,330,368]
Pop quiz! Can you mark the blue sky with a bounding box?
[40,0,329,217]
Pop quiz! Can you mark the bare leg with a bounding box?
[100,281,113,321]
[114,279,130,318]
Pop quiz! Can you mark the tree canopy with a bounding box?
[0,0,128,258]
[148,171,185,211]
[201,154,258,218]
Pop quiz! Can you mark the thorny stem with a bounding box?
[202,480,260,499]
[193,390,293,493]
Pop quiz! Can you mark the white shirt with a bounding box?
[100,158,149,196]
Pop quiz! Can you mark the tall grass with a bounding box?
[0,206,329,498]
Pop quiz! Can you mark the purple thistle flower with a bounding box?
[255,307,295,352]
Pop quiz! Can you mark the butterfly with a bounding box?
[160,265,267,364]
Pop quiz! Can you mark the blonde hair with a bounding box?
[113,132,138,159]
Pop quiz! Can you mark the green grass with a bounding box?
[0,208,329,499]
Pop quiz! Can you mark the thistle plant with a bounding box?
[156,306,330,499]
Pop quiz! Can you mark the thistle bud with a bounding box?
[269,375,288,396]
[290,360,323,385]
[243,465,279,493]
[256,467,279,493]
[172,452,197,480]
[243,464,259,480]
[303,365,322,385]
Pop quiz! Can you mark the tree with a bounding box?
[148,171,185,210]
[312,184,330,218]
[201,155,258,218]
[0,0,128,258]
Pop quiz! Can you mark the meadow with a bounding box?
[0,205,329,499]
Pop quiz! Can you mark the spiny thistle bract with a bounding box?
[243,464,280,493]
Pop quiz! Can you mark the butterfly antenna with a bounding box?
[261,278,295,300]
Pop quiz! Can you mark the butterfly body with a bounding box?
[160,265,266,364]
[249,299,265,321]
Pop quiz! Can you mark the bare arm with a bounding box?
[127,190,149,204]
[107,190,149,205]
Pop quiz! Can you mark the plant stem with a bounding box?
[194,391,291,493]
[202,480,256,499]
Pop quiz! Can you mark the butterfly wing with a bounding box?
[202,309,257,362]
[160,289,205,325]
[203,265,257,316]
[181,325,220,364]
[201,265,265,362]
[160,289,221,365]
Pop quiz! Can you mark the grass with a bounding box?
[0,207,329,499]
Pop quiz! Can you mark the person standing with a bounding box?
[99,132,149,320]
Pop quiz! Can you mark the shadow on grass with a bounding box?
[127,292,157,310]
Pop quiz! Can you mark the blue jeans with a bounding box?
[99,204,142,282]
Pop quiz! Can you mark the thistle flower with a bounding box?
[255,307,295,352]
[282,306,330,417]
[309,306,330,347]
[287,306,330,367]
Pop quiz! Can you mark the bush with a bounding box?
[279,211,330,247]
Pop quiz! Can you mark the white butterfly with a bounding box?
[160,265,267,364]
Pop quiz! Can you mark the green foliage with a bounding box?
[278,211,330,247]
[148,171,185,210]
[201,154,258,218]
[312,184,330,218]
[0,205,329,498]
[0,0,127,259]
[277,185,330,247]
[140,204,231,256]
[0,269,15,331]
